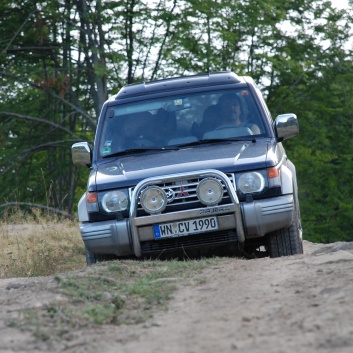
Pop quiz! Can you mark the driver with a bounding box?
[200,93,260,136]
[217,93,260,134]
[218,93,242,125]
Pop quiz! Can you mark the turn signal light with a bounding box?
[87,192,98,203]
[267,167,280,178]
[86,192,99,212]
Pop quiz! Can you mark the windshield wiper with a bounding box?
[173,137,256,148]
[102,146,178,158]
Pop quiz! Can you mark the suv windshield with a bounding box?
[98,88,265,158]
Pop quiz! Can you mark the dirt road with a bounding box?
[1,240,353,353]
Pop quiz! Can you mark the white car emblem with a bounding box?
[166,188,175,203]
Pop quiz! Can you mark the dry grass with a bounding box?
[0,208,86,278]
[0,209,231,342]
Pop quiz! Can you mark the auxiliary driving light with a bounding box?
[140,186,167,214]
[196,178,224,206]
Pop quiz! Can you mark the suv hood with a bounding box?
[91,139,279,191]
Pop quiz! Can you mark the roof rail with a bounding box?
[115,72,242,100]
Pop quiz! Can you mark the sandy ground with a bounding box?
[1,240,353,353]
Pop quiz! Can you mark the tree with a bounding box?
[1,0,353,243]
[0,0,102,213]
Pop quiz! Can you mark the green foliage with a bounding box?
[12,257,225,340]
[1,0,353,242]
[269,57,353,243]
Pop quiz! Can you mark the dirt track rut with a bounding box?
[1,241,353,353]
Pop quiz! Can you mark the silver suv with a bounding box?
[72,72,303,265]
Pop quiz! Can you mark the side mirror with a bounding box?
[274,114,299,141]
[72,142,92,167]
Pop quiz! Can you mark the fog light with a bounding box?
[197,178,223,206]
[140,186,167,214]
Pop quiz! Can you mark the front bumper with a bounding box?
[241,194,294,238]
[80,195,293,257]
[81,218,132,257]
[80,170,294,258]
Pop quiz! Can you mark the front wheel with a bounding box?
[85,247,117,266]
[267,194,303,258]
[267,221,303,258]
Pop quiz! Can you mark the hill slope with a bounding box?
[1,241,353,353]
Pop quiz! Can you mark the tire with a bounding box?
[85,247,117,266]
[267,221,303,258]
[267,193,303,258]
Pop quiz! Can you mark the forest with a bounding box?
[1,0,353,243]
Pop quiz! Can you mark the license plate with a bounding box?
[153,217,218,239]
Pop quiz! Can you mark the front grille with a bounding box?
[132,173,235,216]
[140,230,237,254]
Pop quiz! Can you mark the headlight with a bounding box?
[140,186,167,214]
[197,178,223,206]
[102,190,129,212]
[237,172,265,194]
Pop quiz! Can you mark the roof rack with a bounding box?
[115,72,242,100]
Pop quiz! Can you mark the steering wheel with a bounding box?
[215,125,238,130]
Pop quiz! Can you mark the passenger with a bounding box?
[106,112,153,153]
